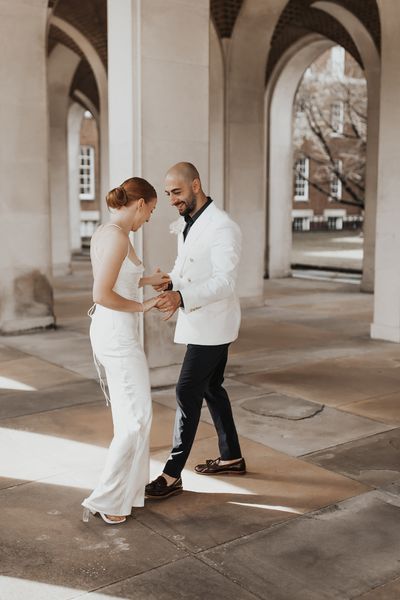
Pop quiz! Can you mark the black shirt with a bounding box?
[183,197,213,241]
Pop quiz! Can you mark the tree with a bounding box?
[293,67,367,209]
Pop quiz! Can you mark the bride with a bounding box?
[82,177,169,524]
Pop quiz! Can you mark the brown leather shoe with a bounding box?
[195,457,246,475]
[145,475,183,499]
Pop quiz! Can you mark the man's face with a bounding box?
[165,175,197,217]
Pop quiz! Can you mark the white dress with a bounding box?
[82,224,152,516]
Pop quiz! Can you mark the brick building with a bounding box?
[292,46,366,232]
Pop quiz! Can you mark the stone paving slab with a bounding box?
[138,435,368,553]
[80,556,259,600]
[234,355,400,407]
[304,429,400,487]
[0,343,27,363]
[0,379,102,420]
[2,331,97,380]
[0,356,85,393]
[357,578,400,599]
[201,492,400,600]
[0,480,186,598]
[340,391,400,426]
[0,401,215,490]
[225,396,392,457]
[155,387,392,457]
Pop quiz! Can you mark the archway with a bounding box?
[49,16,109,224]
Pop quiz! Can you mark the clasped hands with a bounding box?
[140,268,181,321]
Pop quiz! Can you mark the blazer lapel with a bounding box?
[178,203,216,266]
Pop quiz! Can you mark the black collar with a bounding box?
[184,197,213,225]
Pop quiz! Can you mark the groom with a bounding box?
[145,162,246,500]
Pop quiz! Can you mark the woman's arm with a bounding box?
[92,230,158,312]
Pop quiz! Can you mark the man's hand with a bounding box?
[156,291,181,321]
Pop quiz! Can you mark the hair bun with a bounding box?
[106,185,128,209]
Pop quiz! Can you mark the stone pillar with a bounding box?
[68,102,85,253]
[48,44,80,275]
[107,0,209,384]
[225,0,287,304]
[0,0,54,334]
[371,0,400,341]
[312,1,381,292]
[209,20,224,209]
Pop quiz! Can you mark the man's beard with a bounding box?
[180,195,197,217]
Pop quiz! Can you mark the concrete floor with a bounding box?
[1,260,400,599]
[292,230,363,271]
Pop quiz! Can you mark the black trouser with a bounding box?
[163,343,242,478]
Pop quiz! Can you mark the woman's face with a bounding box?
[133,197,157,230]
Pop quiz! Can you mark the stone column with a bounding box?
[48,44,80,275]
[371,0,400,341]
[225,0,287,304]
[107,0,209,384]
[312,1,381,292]
[0,0,54,334]
[68,102,85,253]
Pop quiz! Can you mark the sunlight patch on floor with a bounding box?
[0,376,36,391]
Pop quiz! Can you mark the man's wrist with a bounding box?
[166,281,173,291]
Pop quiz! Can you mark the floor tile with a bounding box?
[137,436,368,552]
[208,395,393,457]
[81,556,258,600]
[201,492,400,600]
[0,480,185,595]
[0,356,84,393]
[0,379,101,420]
[341,391,400,426]
[304,429,400,486]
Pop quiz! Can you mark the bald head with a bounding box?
[165,162,207,218]
[166,162,201,185]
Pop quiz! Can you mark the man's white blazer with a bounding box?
[169,202,241,346]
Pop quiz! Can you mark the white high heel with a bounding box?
[82,507,126,524]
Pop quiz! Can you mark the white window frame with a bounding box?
[294,158,309,201]
[331,101,344,134]
[330,159,343,201]
[79,145,95,200]
[331,46,345,79]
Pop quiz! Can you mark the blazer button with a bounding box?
[188,278,192,282]
[189,258,194,262]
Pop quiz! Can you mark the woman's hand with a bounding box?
[139,268,170,290]
[141,296,161,312]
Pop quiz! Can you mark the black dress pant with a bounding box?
[163,343,242,478]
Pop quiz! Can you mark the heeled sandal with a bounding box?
[82,507,127,524]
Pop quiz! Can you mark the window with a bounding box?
[294,158,309,201]
[79,145,95,200]
[331,101,344,134]
[331,46,345,79]
[330,159,342,201]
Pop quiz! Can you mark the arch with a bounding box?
[266,35,335,278]
[49,16,109,223]
[312,2,381,291]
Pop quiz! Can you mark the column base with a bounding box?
[1,315,55,335]
[370,322,400,343]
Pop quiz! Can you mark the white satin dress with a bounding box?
[82,224,152,516]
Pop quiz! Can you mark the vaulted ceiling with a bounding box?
[47,0,380,112]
